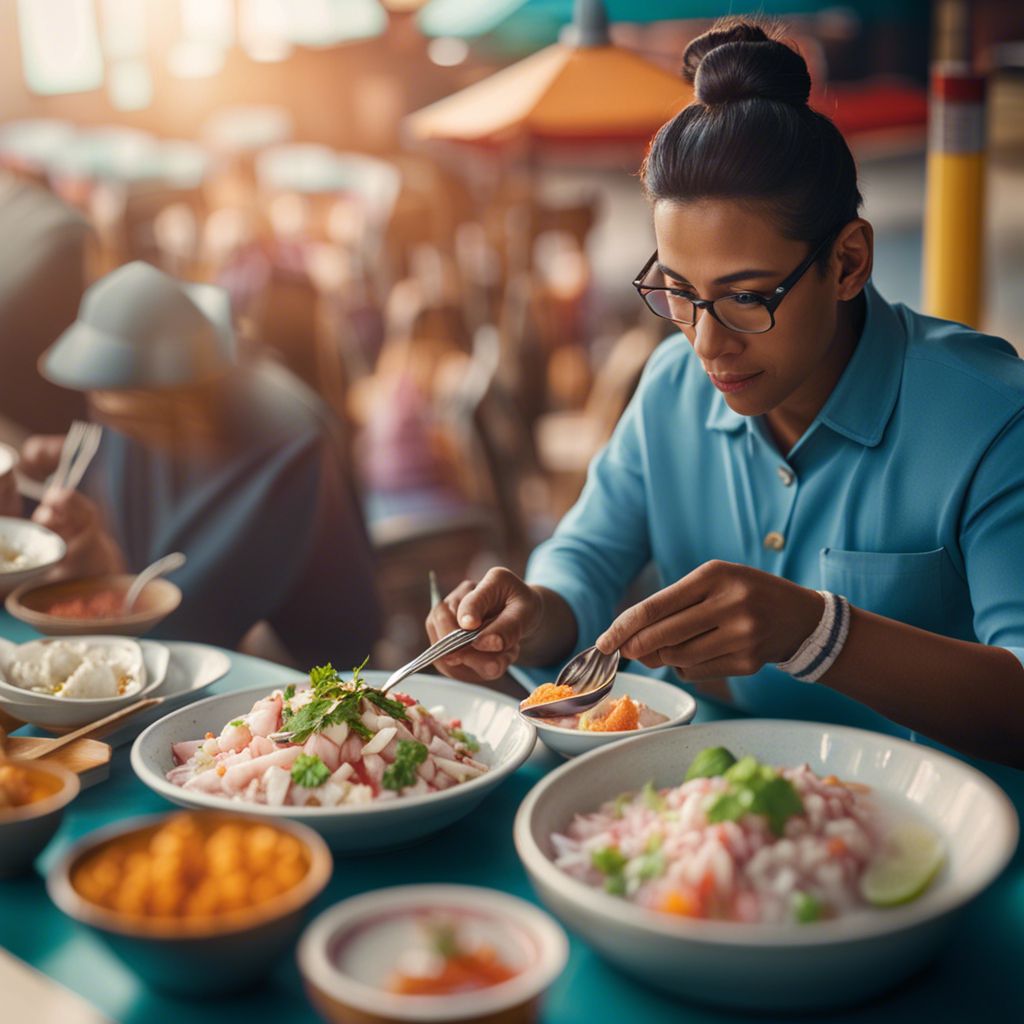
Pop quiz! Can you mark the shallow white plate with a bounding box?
[0,638,168,731]
[131,672,536,852]
[0,517,66,597]
[103,641,232,747]
[517,670,696,759]
[514,720,1018,1012]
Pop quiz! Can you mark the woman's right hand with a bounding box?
[425,567,543,683]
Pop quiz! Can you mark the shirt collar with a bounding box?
[704,281,905,448]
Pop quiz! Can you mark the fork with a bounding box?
[268,627,482,743]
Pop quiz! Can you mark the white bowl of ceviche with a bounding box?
[516,670,697,759]
[131,665,536,852]
[513,719,1018,1012]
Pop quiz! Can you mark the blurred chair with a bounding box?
[534,323,661,517]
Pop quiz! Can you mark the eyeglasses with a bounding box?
[632,233,836,335]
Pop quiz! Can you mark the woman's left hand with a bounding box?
[595,560,824,680]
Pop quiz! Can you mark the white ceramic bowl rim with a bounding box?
[0,517,66,576]
[525,671,697,735]
[131,678,536,817]
[514,719,1020,948]
[0,759,80,824]
[297,884,569,1021]
[0,636,160,704]
[46,810,332,939]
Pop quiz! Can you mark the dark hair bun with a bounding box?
[682,20,811,108]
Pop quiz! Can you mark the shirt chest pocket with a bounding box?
[819,547,947,633]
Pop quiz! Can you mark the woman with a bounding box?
[425,20,1024,768]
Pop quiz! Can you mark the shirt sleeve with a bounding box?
[525,373,654,663]
[959,407,1024,671]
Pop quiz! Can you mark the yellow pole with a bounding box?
[922,0,986,328]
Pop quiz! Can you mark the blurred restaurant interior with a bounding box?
[1,0,1022,673]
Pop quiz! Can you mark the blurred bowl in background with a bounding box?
[47,810,333,994]
[298,884,568,1024]
[0,759,80,877]
[7,573,181,637]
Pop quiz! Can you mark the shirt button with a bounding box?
[763,531,786,551]
[777,466,795,486]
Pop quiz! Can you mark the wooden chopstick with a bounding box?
[18,697,163,761]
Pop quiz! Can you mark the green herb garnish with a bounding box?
[685,746,738,781]
[611,791,633,819]
[591,846,628,875]
[705,756,803,836]
[229,719,245,727]
[280,659,409,744]
[381,740,428,791]
[450,728,480,753]
[284,684,296,700]
[291,753,330,788]
[793,891,822,923]
[641,780,667,812]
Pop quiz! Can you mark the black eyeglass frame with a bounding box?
[632,231,838,334]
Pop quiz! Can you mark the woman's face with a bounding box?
[652,199,850,421]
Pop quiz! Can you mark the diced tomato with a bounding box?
[394,693,417,708]
[826,837,847,857]
[659,887,701,917]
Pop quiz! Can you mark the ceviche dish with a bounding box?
[167,661,490,808]
[522,684,668,733]
[552,746,945,924]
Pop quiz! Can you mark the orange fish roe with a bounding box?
[70,813,309,920]
[521,683,574,708]
[580,696,639,732]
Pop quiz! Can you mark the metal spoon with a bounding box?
[124,552,187,613]
[518,645,621,719]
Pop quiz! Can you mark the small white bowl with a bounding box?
[520,671,696,759]
[0,637,169,731]
[514,720,1019,1012]
[297,885,568,1023]
[131,673,536,852]
[0,517,66,597]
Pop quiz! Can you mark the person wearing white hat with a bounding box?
[24,261,382,667]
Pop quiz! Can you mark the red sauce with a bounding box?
[391,945,517,995]
[45,590,125,619]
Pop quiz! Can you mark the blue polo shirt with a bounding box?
[525,283,1024,738]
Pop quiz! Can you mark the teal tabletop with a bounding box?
[1,611,1022,1024]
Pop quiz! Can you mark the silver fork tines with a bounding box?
[268,627,483,743]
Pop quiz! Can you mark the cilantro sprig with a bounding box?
[291,753,330,788]
[280,658,409,744]
[382,740,428,791]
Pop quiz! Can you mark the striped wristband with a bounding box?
[775,591,851,683]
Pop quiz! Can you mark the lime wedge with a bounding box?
[860,822,945,907]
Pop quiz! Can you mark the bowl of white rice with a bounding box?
[0,636,169,730]
[513,720,1017,1012]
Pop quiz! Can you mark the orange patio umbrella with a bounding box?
[404,0,692,153]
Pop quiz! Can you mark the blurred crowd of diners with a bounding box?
[6,0,1014,672]
[0,108,669,671]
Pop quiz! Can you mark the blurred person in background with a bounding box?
[23,261,381,668]
[0,170,90,445]
[425,19,1024,768]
